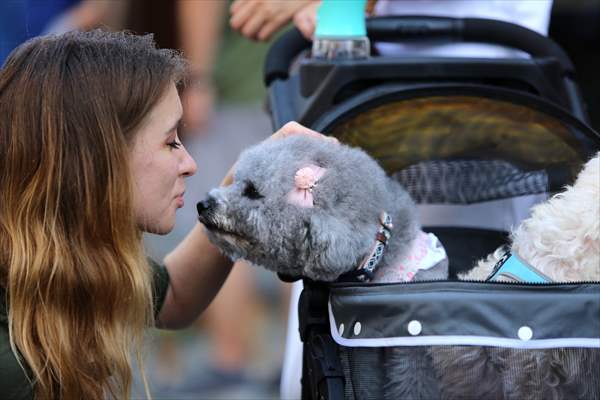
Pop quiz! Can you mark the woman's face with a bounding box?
[130,83,197,234]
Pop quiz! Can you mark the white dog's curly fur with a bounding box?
[464,152,599,283]
[432,152,600,400]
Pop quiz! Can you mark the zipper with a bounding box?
[330,279,600,288]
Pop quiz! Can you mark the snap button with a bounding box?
[408,320,422,336]
[339,323,345,336]
[518,326,533,341]
[353,321,362,336]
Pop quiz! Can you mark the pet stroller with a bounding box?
[264,16,600,400]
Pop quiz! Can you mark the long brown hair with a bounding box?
[0,30,185,399]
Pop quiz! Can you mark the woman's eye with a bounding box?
[167,140,182,149]
[243,182,263,199]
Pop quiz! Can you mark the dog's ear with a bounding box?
[302,215,366,281]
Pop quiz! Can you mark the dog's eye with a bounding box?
[243,182,263,199]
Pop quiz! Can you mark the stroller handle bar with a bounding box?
[264,16,575,86]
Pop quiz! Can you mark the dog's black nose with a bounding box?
[197,196,218,216]
[197,199,209,216]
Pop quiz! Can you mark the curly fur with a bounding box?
[464,153,599,282]
[434,152,600,400]
[198,135,447,399]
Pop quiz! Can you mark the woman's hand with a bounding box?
[220,121,337,186]
[268,120,337,142]
[229,0,315,41]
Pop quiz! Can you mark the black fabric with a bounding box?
[340,347,385,400]
[330,281,600,341]
[393,159,550,204]
[148,258,170,319]
[328,282,600,399]
[0,287,33,400]
[423,227,509,278]
[336,346,600,400]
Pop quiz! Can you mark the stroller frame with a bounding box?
[264,17,600,400]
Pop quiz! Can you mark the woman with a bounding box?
[0,30,324,399]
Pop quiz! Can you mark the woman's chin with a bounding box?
[139,218,176,236]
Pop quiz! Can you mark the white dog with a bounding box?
[432,152,600,400]
[464,152,599,283]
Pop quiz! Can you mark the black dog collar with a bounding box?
[339,211,393,282]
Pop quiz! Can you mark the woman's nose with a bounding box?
[180,146,197,177]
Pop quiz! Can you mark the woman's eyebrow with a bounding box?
[164,117,183,136]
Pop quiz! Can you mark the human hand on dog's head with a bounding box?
[220,121,337,187]
[268,121,338,144]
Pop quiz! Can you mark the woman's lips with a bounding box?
[175,194,185,208]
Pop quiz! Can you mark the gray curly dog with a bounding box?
[197,135,449,399]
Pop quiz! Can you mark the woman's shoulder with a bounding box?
[0,290,34,400]
[148,258,170,317]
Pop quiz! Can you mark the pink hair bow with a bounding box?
[286,165,326,208]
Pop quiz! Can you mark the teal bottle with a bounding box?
[312,0,370,60]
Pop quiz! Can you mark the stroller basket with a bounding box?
[330,282,600,349]
[329,281,600,400]
[264,16,600,400]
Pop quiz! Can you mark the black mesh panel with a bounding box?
[392,159,549,204]
[337,346,600,399]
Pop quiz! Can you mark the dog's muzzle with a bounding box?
[197,196,219,226]
[197,197,216,215]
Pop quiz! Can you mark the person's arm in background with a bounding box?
[291,1,320,40]
[157,122,336,329]
[43,0,129,34]
[177,0,225,135]
[229,0,316,41]
[230,0,379,41]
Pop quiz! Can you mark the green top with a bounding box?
[212,24,271,104]
[212,17,272,104]
[0,259,170,399]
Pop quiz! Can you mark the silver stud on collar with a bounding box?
[380,211,393,230]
